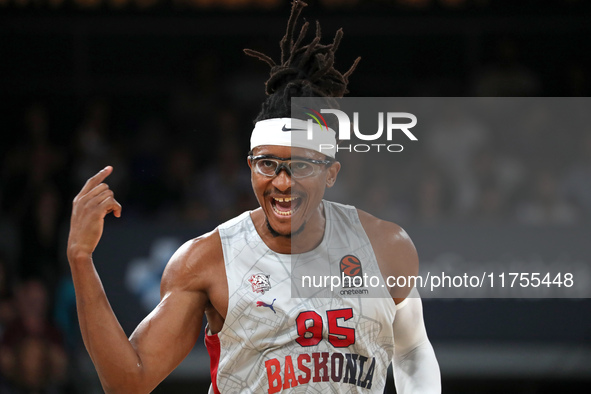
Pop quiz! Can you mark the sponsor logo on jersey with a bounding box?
[256,298,277,314]
[340,255,364,288]
[249,272,271,294]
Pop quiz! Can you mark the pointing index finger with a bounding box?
[80,166,113,195]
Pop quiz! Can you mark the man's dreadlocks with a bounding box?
[244,0,360,123]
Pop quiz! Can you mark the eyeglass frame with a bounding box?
[248,154,335,178]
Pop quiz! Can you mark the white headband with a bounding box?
[250,118,337,158]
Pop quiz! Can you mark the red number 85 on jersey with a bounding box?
[296,308,355,348]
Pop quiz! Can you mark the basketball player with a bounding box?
[66,1,440,393]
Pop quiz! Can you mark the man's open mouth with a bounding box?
[271,196,302,217]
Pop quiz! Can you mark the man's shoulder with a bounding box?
[356,208,405,240]
[181,228,224,264]
[356,208,416,261]
[160,229,224,294]
[356,208,419,299]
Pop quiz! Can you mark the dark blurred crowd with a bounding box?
[0,11,590,393]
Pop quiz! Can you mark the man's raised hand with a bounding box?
[67,166,122,262]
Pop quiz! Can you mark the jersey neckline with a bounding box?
[246,200,332,257]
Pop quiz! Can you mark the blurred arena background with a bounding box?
[1,0,590,393]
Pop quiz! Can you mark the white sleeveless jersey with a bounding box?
[206,200,397,394]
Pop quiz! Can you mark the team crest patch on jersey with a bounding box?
[340,255,364,288]
[249,273,271,294]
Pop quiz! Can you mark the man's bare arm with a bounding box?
[67,167,213,394]
[358,210,441,393]
[357,210,417,300]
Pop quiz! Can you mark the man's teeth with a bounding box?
[273,197,299,202]
[272,196,299,216]
[273,206,292,216]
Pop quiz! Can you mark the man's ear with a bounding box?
[326,161,341,188]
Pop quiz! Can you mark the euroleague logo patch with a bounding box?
[340,255,364,288]
[249,273,271,294]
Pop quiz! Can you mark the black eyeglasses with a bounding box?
[248,154,334,178]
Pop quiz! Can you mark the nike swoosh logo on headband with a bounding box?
[282,124,306,132]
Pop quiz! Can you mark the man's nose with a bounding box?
[272,168,292,191]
